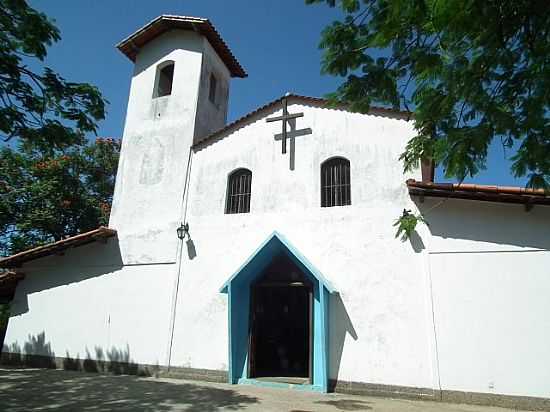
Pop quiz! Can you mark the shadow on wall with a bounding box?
[329,293,358,387]
[64,345,145,376]
[409,231,426,253]
[0,368,259,412]
[1,332,149,377]
[186,238,197,260]
[415,198,550,250]
[2,331,56,368]
[10,238,124,317]
[273,117,313,171]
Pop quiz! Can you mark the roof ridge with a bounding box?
[193,93,412,150]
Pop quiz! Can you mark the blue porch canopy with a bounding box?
[220,231,336,392]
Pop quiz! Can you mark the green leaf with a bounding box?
[393,209,427,242]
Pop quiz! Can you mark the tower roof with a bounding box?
[116,15,247,78]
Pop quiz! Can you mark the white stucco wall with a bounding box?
[167,100,550,399]
[417,198,550,398]
[193,37,231,142]
[169,102,438,389]
[4,240,176,367]
[109,29,206,265]
[4,27,235,371]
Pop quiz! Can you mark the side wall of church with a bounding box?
[418,198,550,399]
[3,240,177,368]
[169,103,439,390]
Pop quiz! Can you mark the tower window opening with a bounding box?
[209,73,217,104]
[156,62,174,97]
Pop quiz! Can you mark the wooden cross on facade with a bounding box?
[266,96,304,154]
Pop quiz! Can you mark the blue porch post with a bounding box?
[227,283,234,383]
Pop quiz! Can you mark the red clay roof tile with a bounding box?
[407,179,550,206]
[0,227,117,268]
[116,15,246,78]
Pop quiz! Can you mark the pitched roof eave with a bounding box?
[0,227,117,268]
[0,270,25,297]
[116,15,247,78]
[193,93,412,151]
[407,179,550,206]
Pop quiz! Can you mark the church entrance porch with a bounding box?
[248,271,312,383]
[220,232,336,392]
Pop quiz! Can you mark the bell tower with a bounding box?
[110,15,246,264]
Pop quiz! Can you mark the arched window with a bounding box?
[321,157,351,207]
[226,168,252,214]
[154,61,174,97]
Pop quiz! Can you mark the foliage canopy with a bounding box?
[308,0,550,189]
[0,0,106,149]
[0,0,116,255]
[0,138,120,255]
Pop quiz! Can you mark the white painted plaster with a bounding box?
[170,103,435,389]
[418,198,550,398]
[5,240,175,367]
[109,30,206,265]
[193,37,231,142]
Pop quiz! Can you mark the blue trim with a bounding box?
[227,283,235,383]
[220,231,337,294]
[318,285,329,392]
[220,231,334,393]
[238,378,325,392]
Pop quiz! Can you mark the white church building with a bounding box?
[1,15,550,409]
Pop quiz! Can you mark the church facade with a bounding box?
[2,15,550,408]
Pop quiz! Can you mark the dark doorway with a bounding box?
[248,259,312,382]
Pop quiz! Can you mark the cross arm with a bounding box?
[266,112,304,122]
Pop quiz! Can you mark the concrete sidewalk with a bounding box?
[0,368,517,411]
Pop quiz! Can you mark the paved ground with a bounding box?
[0,368,518,412]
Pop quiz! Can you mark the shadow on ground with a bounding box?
[315,399,373,411]
[0,368,258,412]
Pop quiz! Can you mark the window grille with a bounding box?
[226,168,252,214]
[321,157,351,207]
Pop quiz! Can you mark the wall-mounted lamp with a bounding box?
[176,222,190,240]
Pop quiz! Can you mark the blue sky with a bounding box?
[29,0,526,186]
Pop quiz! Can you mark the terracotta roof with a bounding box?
[407,179,550,206]
[0,271,24,286]
[117,15,247,78]
[0,227,117,268]
[0,271,24,298]
[193,93,412,150]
